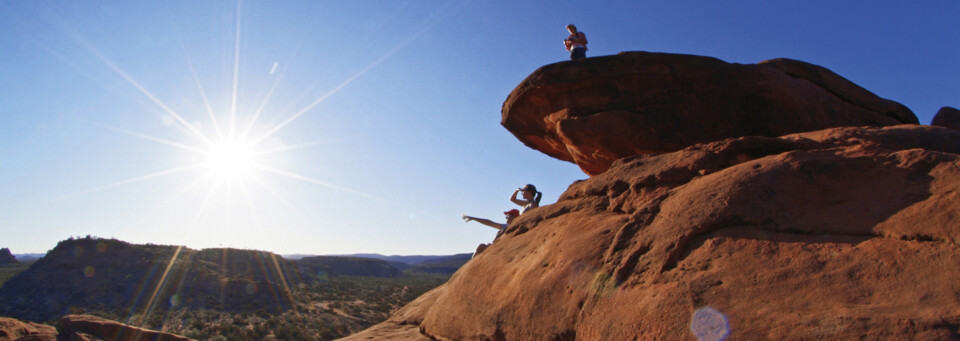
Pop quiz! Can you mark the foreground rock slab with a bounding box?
[57,315,192,341]
[0,317,56,341]
[358,125,960,340]
[501,52,918,175]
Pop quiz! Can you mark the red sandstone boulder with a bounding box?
[931,106,960,131]
[356,125,960,340]
[56,315,192,341]
[501,52,918,175]
[0,317,56,341]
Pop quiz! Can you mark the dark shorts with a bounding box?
[570,47,586,60]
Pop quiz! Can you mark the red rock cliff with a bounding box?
[351,125,960,340]
[347,54,959,340]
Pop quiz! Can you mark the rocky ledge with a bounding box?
[501,52,918,175]
[355,124,960,340]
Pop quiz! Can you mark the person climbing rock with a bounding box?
[462,209,520,257]
[511,184,542,214]
[563,24,587,60]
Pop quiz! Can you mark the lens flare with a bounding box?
[690,306,730,341]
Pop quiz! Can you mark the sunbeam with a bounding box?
[137,245,183,327]
[246,173,310,221]
[252,164,381,202]
[269,252,298,313]
[98,124,208,154]
[71,32,215,148]
[240,50,297,141]
[184,56,225,141]
[251,0,469,146]
[252,135,368,156]
[57,164,205,201]
[132,174,214,229]
[229,0,243,138]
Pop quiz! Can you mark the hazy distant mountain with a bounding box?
[332,253,471,265]
[283,253,473,273]
[12,254,43,264]
[405,254,472,274]
[297,256,401,278]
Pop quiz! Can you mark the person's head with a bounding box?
[520,184,538,199]
[504,209,520,222]
[566,24,577,34]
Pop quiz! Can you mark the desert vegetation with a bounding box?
[0,237,454,340]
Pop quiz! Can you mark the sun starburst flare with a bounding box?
[43,0,468,325]
[203,138,257,182]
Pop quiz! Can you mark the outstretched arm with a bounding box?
[463,215,502,230]
[510,189,526,206]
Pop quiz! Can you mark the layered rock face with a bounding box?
[501,52,918,175]
[350,53,960,340]
[0,315,189,341]
[0,317,56,341]
[57,315,191,341]
[357,125,960,340]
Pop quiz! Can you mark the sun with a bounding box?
[204,138,257,182]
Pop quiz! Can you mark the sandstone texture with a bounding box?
[501,52,918,175]
[0,317,55,341]
[57,315,192,341]
[0,315,195,341]
[358,125,960,340]
[931,106,960,132]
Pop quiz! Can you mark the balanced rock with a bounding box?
[501,52,918,175]
[931,106,960,131]
[357,125,960,340]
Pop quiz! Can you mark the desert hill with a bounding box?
[0,237,303,322]
[348,52,960,340]
[0,237,460,340]
[0,249,17,267]
[299,256,403,278]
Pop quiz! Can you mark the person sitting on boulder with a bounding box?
[462,209,520,257]
[563,24,587,60]
[511,184,542,214]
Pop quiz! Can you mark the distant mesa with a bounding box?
[289,253,472,274]
[931,106,960,132]
[501,51,918,175]
[0,248,17,266]
[298,256,403,278]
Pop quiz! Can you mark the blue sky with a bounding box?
[1,1,957,255]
